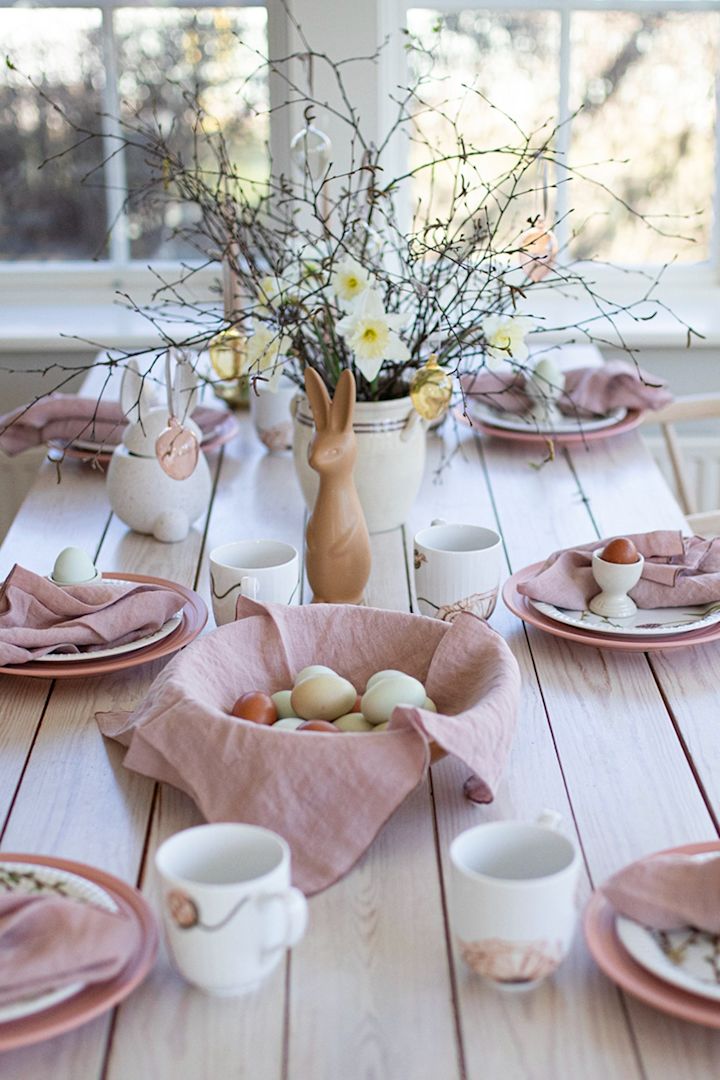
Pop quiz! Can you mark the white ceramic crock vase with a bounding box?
[292,392,427,533]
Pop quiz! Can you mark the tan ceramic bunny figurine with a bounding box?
[304,367,371,604]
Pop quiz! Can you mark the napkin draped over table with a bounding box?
[518,531,720,610]
[96,598,521,895]
[461,359,672,418]
[0,892,140,1004]
[602,853,720,933]
[0,565,182,666]
[0,394,233,456]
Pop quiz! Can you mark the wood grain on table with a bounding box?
[1,368,719,1079]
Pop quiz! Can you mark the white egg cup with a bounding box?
[588,549,644,619]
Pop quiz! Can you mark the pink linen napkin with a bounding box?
[96,598,520,895]
[602,853,720,932]
[517,531,720,610]
[0,565,183,666]
[0,394,233,456]
[461,359,672,418]
[0,891,141,1004]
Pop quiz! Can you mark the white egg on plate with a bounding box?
[50,547,100,586]
[361,674,426,726]
[291,673,357,721]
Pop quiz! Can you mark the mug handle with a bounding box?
[240,575,260,601]
[536,809,563,831]
[257,888,308,963]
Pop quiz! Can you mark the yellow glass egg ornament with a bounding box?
[410,356,453,421]
[209,327,247,381]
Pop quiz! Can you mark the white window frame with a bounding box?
[0,0,718,310]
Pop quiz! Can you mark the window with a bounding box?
[0,4,268,263]
[407,6,720,270]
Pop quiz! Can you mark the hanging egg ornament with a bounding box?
[410,356,453,422]
[290,125,332,181]
[517,219,559,283]
[209,327,247,382]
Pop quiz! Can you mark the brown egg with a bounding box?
[353,694,363,713]
[601,537,640,565]
[230,691,277,726]
[297,720,340,733]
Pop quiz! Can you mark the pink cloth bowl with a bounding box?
[97,598,520,895]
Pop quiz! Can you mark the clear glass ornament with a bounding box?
[290,125,332,181]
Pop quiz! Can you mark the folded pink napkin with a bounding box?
[0,891,140,1004]
[602,853,720,932]
[0,565,183,666]
[518,531,720,610]
[0,394,233,456]
[96,598,520,895]
[461,359,672,418]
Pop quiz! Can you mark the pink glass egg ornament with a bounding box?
[517,220,559,283]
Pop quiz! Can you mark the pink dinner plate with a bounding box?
[502,563,720,651]
[584,841,720,1028]
[472,408,643,445]
[0,853,158,1051]
[50,410,240,465]
[0,573,207,678]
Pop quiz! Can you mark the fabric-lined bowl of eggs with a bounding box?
[229,666,438,740]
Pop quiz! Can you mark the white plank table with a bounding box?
[2,379,720,1079]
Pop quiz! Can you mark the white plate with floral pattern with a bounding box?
[616,916,720,1003]
[0,861,118,1023]
[529,599,720,638]
[468,401,626,435]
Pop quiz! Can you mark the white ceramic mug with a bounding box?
[448,811,580,990]
[413,519,502,621]
[250,375,295,453]
[155,823,308,996]
[209,539,300,625]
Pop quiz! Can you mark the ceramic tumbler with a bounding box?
[155,823,308,996]
[448,812,580,990]
[209,539,300,625]
[250,375,295,452]
[413,520,502,621]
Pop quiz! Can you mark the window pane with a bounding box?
[407,10,560,237]
[569,12,719,264]
[0,10,108,261]
[114,7,269,260]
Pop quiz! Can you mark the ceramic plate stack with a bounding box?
[503,563,720,652]
[0,573,207,678]
[584,842,720,1028]
[0,854,157,1050]
[49,410,240,465]
[466,401,643,445]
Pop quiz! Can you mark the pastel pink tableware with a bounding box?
[584,841,720,1029]
[0,573,206,678]
[469,408,643,445]
[0,854,157,1051]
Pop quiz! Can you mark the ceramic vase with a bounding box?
[292,393,427,533]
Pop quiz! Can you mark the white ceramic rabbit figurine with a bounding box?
[106,354,212,543]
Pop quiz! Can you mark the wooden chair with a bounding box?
[642,394,720,534]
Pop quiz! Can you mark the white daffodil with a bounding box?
[482,314,533,369]
[246,324,292,391]
[336,288,409,383]
[331,256,370,306]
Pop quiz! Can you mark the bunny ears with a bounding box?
[304,367,356,433]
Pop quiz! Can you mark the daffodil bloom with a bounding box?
[246,324,292,391]
[482,314,533,369]
[256,275,291,316]
[331,256,370,305]
[336,288,409,383]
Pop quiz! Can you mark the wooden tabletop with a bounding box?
[2,372,720,1080]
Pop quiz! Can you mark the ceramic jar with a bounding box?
[292,393,426,533]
